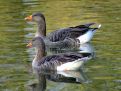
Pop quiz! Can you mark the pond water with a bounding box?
[0,0,121,91]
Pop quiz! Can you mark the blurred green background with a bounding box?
[0,0,121,91]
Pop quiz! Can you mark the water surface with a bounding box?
[0,0,121,91]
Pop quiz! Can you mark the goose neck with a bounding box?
[33,47,45,64]
[35,20,46,37]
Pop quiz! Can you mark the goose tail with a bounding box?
[93,24,101,30]
[97,24,101,29]
[89,24,101,32]
[76,23,101,30]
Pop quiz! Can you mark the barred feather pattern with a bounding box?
[46,23,95,42]
[34,53,91,70]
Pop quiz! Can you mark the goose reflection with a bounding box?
[46,70,89,83]
[47,43,95,58]
[27,69,89,91]
[26,74,46,91]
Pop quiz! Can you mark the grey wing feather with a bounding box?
[46,23,95,42]
[37,53,91,70]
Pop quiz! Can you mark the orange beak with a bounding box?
[24,15,32,21]
[26,42,32,48]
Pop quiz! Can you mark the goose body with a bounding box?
[25,12,101,45]
[27,37,92,71]
[33,53,91,71]
[46,24,101,43]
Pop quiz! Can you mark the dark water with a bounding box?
[0,0,121,91]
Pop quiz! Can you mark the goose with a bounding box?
[35,70,88,84]
[46,42,95,57]
[25,12,101,44]
[27,37,92,71]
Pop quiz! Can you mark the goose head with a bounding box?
[25,12,45,23]
[27,37,46,67]
[27,37,45,49]
[25,12,46,37]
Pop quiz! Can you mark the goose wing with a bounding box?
[37,53,91,70]
[47,23,95,42]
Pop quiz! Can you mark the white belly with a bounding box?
[77,30,95,44]
[57,57,89,71]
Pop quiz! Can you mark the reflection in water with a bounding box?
[27,74,46,91]
[47,43,95,55]
[47,70,88,83]
[78,43,94,53]
[0,0,120,90]
[27,69,89,91]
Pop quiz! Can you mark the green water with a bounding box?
[0,0,121,91]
